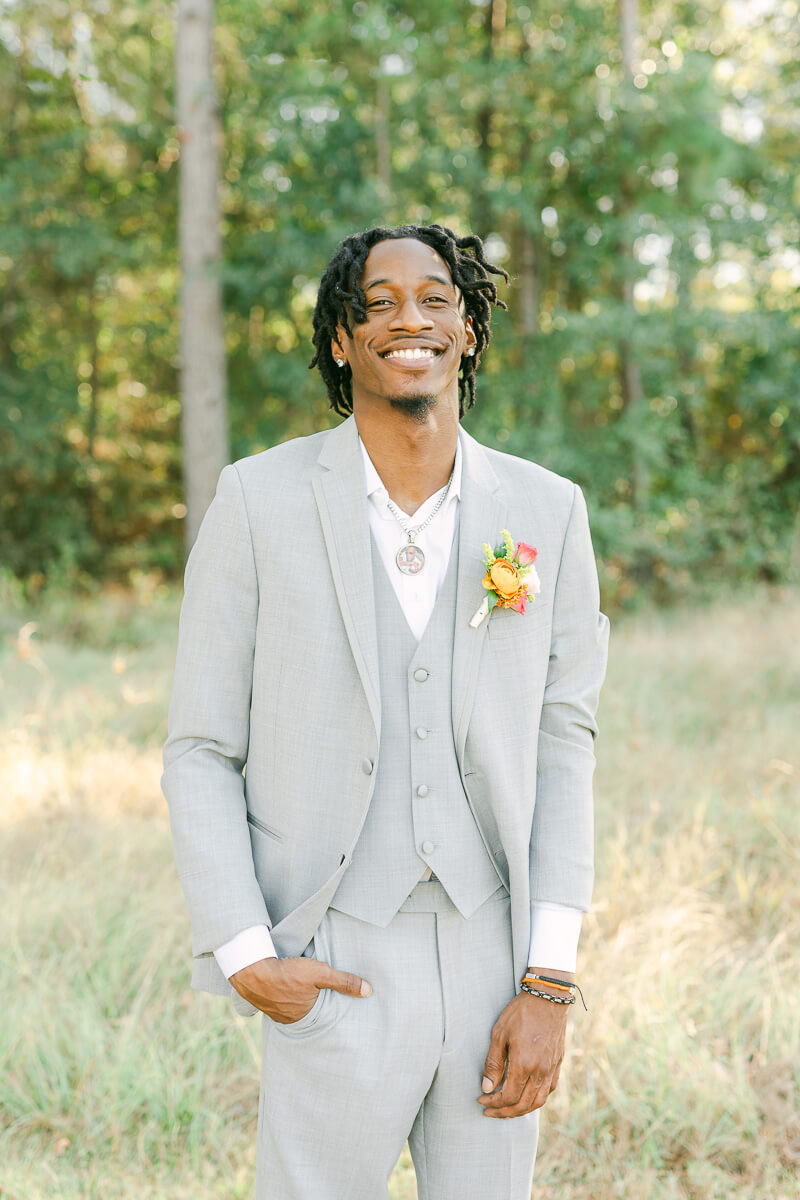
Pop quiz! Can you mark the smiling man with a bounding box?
[162,223,610,1199]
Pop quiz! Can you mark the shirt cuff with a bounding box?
[213,924,278,980]
[527,901,583,973]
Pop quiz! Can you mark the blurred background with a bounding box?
[1,2,798,1198]
[1,0,798,603]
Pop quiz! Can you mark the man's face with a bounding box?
[332,237,477,420]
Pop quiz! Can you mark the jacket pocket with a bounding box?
[487,599,551,641]
[247,812,285,842]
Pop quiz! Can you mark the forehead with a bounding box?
[359,237,455,289]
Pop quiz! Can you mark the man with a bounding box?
[162,222,610,1199]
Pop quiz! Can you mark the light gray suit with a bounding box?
[162,413,609,1197]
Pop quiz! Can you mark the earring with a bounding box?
[335,358,345,367]
[467,348,476,357]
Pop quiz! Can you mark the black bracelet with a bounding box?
[520,982,575,1005]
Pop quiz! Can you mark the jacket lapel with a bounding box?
[311,414,507,761]
[451,426,508,764]
[312,415,381,741]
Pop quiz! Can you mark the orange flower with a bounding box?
[487,557,521,599]
[482,558,530,612]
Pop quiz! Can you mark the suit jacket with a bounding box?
[161,414,610,996]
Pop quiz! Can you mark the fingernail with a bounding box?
[360,980,372,997]
[482,1076,493,1093]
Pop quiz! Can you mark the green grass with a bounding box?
[1,579,798,1198]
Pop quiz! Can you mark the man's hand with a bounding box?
[230,956,372,1024]
[477,990,570,1118]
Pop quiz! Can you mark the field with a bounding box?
[1,579,798,1199]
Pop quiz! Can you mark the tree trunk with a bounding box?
[176,0,229,555]
[618,0,649,511]
[474,0,506,238]
[517,225,541,416]
[376,72,391,207]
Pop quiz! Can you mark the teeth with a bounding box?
[385,347,437,360]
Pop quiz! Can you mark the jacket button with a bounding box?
[416,726,428,739]
[413,668,429,682]
[416,784,429,798]
[361,758,374,775]
[421,840,435,855]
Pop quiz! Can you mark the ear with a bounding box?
[331,324,348,365]
[463,316,477,358]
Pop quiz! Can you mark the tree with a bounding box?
[176,0,228,552]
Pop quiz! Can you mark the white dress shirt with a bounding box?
[214,428,583,981]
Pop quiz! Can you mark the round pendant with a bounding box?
[396,543,426,575]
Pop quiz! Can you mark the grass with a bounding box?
[1,576,798,1199]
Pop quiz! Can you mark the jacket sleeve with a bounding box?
[529,483,610,912]
[161,464,272,957]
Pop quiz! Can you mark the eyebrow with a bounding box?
[362,274,455,290]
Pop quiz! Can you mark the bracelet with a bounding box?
[520,981,575,1005]
[521,973,588,1011]
[522,975,572,992]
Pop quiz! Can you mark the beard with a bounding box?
[387,391,437,423]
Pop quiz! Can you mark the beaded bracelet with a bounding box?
[520,981,575,1005]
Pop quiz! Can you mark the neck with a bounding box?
[353,399,459,515]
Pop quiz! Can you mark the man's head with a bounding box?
[309,224,509,421]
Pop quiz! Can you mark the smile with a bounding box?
[380,347,443,364]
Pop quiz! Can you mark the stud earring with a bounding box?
[335,358,345,367]
[467,348,476,357]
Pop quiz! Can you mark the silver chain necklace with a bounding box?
[385,469,455,575]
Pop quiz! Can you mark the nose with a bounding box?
[388,295,435,332]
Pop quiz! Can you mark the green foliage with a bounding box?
[1,0,798,607]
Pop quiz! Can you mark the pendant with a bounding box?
[396,542,426,575]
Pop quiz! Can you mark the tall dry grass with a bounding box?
[1,578,798,1199]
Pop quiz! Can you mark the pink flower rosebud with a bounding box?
[516,541,537,566]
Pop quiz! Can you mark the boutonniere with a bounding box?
[469,529,541,628]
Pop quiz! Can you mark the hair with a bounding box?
[308,223,509,419]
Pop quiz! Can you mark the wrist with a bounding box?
[232,955,280,983]
[520,969,587,1011]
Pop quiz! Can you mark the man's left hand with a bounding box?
[477,992,569,1118]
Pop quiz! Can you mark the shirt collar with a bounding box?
[358,428,463,511]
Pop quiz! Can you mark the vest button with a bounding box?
[421,840,435,855]
[413,668,429,682]
[361,758,374,775]
[416,784,429,797]
[415,726,428,740]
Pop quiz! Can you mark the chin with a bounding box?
[386,392,438,423]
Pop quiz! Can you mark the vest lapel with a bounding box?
[451,426,508,764]
[312,415,381,741]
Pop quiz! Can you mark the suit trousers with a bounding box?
[256,880,539,1199]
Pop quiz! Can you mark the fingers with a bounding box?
[479,1046,560,1118]
[480,1054,530,1111]
[320,963,372,998]
[481,1029,508,1094]
[483,1072,550,1119]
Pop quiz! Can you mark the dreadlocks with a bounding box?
[308,223,509,420]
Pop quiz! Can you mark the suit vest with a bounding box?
[329,525,504,925]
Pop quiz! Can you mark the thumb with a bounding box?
[319,963,372,998]
[482,1034,507,1093]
